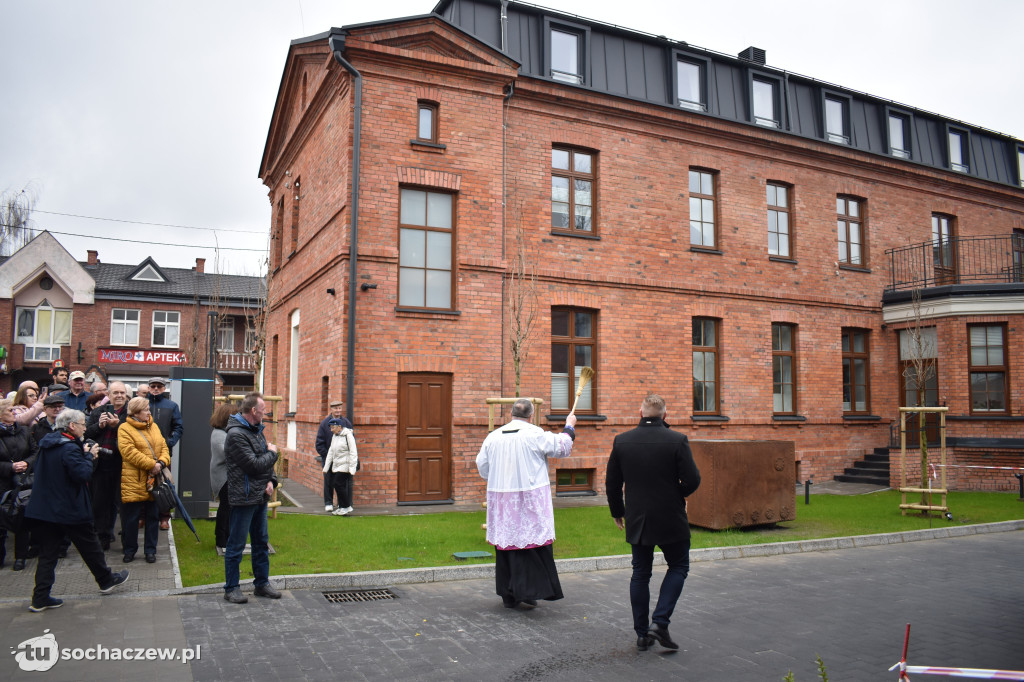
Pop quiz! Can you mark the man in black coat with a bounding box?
[314,400,352,512]
[84,381,130,550]
[606,393,701,652]
[222,392,279,604]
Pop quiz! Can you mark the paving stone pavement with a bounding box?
[3,528,1021,681]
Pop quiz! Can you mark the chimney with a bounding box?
[87,250,99,265]
[195,258,205,273]
[738,46,766,65]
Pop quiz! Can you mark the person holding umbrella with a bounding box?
[118,397,170,564]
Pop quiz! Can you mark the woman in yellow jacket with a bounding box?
[118,397,170,564]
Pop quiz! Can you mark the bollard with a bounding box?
[804,477,813,505]
[1015,473,1024,501]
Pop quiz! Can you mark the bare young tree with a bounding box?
[244,255,274,383]
[0,184,38,256]
[506,204,538,397]
[901,285,938,509]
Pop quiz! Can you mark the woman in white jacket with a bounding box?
[322,418,358,516]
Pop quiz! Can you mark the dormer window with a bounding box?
[677,59,706,112]
[752,78,779,128]
[948,128,969,173]
[550,29,582,84]
[888,113,911,159]
[825,96,849,144]
[132,264,165,282]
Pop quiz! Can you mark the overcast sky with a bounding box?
[2,0,1021,275]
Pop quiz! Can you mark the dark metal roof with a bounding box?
[432,0,1024,188]
[85,261,264,305]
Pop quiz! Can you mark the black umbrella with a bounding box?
[162,472,200,542]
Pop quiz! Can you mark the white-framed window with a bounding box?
[752,78,779,128]
[152,311,180,348]
[550,28,582,84]
[217,316,236,352]
[888,112,911,159]
[15,303,72,361]
[948,128,969,173]
[110,309,141,346]
[677,58,706,111]
[825,96,849,144]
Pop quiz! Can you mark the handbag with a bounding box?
[0,482,31,533]
[138,429,175,515]
[149,472,176,515]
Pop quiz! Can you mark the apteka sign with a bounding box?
[98,349,187,365]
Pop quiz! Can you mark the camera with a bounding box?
[84,439,114,456]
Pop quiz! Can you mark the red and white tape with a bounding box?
[891,624,1024,680]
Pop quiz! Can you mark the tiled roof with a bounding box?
[85,261,264,304]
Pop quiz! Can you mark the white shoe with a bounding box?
[332,508,349,516]
[324,505,333,512]
[343,507,354,514]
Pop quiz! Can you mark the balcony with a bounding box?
[217,351,255,373]
[885,233,1024,292]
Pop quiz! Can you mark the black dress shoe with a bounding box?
[520,599,537,608]
[12,559,26,571]
[145,554,156,563]
[123,554,135,563]
[637,635,655,651]
[648,624,679,650]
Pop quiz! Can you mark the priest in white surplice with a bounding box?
[476,398,577,609]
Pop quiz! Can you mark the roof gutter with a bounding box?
[329,31,362,426]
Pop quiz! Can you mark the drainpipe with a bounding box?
[329,32,362,426]
[500,0,508,53]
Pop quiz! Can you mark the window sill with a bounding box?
[555,490,597,497]
[843,414,881,421]
[283,412,296,418]
[410,139,446,153]
[395,308,462,318]
[772,415,806,422]
[545,414,607,422]
[691,415,729,422]
[689,246,723,255]
[769,256,798,264]
[838,264,871,273]
[550,230,601,241]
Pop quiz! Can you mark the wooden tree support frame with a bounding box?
[216,393,285,518]
[485,397,544,432]
[898,406,949,517]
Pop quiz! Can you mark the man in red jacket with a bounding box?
[606,393,701,652]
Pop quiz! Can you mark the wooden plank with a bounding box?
[899,504,949,511]
[899,487,948,494]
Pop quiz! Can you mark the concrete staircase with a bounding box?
[834,447,891,486]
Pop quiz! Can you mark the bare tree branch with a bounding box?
[0,183,38,256]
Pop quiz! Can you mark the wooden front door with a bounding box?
[398,373,452,503]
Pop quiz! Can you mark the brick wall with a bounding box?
[261,21,1024,504]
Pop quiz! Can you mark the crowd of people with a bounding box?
[5,362,702,650]
[0,361,184,611]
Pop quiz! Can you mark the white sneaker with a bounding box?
[332,508,349,516]
[324,505,333,512]
[344,507,354,514]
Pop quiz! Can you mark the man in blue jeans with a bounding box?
[222,392,280,604]
[605,393,701,651]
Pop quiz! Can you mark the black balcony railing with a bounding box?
[886,234,1024,292]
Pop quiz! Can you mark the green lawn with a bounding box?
[172,490,1024,587]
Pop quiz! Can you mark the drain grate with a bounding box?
[323,588,397,604]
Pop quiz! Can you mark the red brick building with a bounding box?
[0,231,262,395]
[260,0,1024,504]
